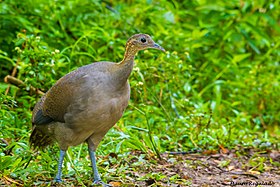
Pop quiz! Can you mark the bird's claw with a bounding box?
[54,178,63,183]
[92,179,112,187]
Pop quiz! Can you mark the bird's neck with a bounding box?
[115,46,138,85]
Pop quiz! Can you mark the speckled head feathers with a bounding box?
[126,34,165,52]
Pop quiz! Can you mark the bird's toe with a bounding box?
[54,178,63,183]
[92,179,112,187]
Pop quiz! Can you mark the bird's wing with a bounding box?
[32,67,91,125]
[32,94,54,125]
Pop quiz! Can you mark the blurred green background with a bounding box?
[0,0,279,185]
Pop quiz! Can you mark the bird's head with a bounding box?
[126,34,165,52]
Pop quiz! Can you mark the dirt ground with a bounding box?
[122,148,280,187]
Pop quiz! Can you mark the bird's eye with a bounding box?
[140,38,146,43]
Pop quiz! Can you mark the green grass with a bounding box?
[0,0,279,186]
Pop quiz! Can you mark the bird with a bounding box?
[30,33,165,185]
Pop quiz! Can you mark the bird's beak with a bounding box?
[152,43,165,52]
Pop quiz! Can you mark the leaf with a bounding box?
[164,11,175,23]
[196,5,225,12]
[239,28,261,54]
[109,181,122,187]
[232,53,251,64]
[219,144,229,154]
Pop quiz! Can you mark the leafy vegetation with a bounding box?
[0,0,279,186]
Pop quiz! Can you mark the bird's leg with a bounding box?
[89,149,102,183]
[54,149,66,183]
[87,139,111,186]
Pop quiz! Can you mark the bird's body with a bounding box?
[30,34,165,185]
[31,62,131,150]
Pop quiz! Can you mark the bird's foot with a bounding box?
[92,179,112,187]
[54,177,63,183]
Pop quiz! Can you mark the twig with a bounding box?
[228,171,259,179]
[162,149,202,155]
[3,175,23,186]
[4,75,45,95]
[5,58,19,95]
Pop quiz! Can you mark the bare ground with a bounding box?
[121,148,280,187]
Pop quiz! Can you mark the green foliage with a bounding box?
[16,33,69,90]
[0,0,279,185]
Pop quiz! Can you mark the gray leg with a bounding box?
[55,149,66,183]
[87,140,111,186]
[88,149,102,183]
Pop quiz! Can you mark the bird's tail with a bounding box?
[29,126,54,150]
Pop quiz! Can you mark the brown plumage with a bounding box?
[30,33,165,185]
